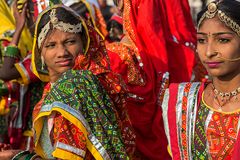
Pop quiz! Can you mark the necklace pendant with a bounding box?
[221,98,224,102]
[218,107,222,111]
[235,96,238,101]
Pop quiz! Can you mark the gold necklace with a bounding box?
[211,84,240,111]
[212,84,240,101]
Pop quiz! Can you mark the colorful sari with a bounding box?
[33,69,128,159]
[107,0,198,159]
[73,17,136,157]
[32,5,135,159]
[162,82,240,159]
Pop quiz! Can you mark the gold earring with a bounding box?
[213,51,219,54]
[41,56,45,70]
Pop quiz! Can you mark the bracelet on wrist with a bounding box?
[6,81,13,93]
[4,45,20,59]
[25,152,36,160]
[12,150,30,160]
[29,154,41,160]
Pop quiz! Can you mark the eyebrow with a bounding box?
[197,32,234,36]
[45,36,77,43]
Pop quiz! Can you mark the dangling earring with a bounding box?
[41,56,45,70]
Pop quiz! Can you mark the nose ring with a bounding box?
[213,51,219,54]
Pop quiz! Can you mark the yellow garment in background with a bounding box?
[0,0,32,58]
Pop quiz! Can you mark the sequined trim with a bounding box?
[176,82,201,159]
[55,142,86,157]
[176,83,187,159]
[39,102,110,159]
[162,89,171,150]
[16,62,30,83]
[88,134,111,160]
[186,83,200,159]
[39,118,55,159]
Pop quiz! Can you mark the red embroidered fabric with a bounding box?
[106,0,198,159]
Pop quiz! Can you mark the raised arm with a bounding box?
[0,0,28,80]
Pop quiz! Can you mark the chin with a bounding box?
[58,67,72,74]
[206,70,223,78]
[208,71,234,79]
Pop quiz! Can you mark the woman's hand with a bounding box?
[0,143,11,151]
[13,0,28,32]
[0,150,20,160]
[9,0,28,46]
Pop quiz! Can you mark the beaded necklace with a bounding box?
[212,84,240,111]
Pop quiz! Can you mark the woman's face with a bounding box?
[41,29,83,81]
[197,17,240,79]
[109,21,123,41]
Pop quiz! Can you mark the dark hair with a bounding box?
[37,6,87,50]
[70,2,89,20]
[113,0,119,6]
[107,20,123,33]
[69,2,97,30]
[197,0,240,27]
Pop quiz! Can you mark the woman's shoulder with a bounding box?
[168,82,203,91]
[63,69,94,77]
[53,69,101,92]
[59,69,97,82]
[46,69,104,102]
[163,82,204,104]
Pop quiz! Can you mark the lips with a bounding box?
[56,59,72,66]
[205,61,223,68]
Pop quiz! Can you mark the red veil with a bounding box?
[132,0,197,83]
[107,0,197,159]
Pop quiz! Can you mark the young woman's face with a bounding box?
[41,29,83,81]
[109,21,123,42]
[197,17,240,79]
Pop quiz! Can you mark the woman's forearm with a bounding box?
[10,27,24,46]
[0,57,20,80]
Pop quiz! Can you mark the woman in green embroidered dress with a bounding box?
[162,0,240,159]
[0,4,130,160]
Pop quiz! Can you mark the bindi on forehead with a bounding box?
[197,31,235,37]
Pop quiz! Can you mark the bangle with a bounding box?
[4,45,19,59]
[12,150,30,160]
[25,153,36,160]
[0,87,8,96]
[29,154,42,160]
[6,81,13,93]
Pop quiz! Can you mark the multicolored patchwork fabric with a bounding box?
[162,82,240,160]
[73,22,136,156]
[33,69,129,159]
[192,101,210,159]
[52,113,88,158]
[206,106,240,159]
[162,82,201,159]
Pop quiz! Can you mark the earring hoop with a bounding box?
[41,56,45,70]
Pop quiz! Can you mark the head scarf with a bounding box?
[63,0,107,38]
[124,0,197,82]
[32,5,136,156]
[110,14,123,25]
[31,4,90,82]
[198,1,240,37]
